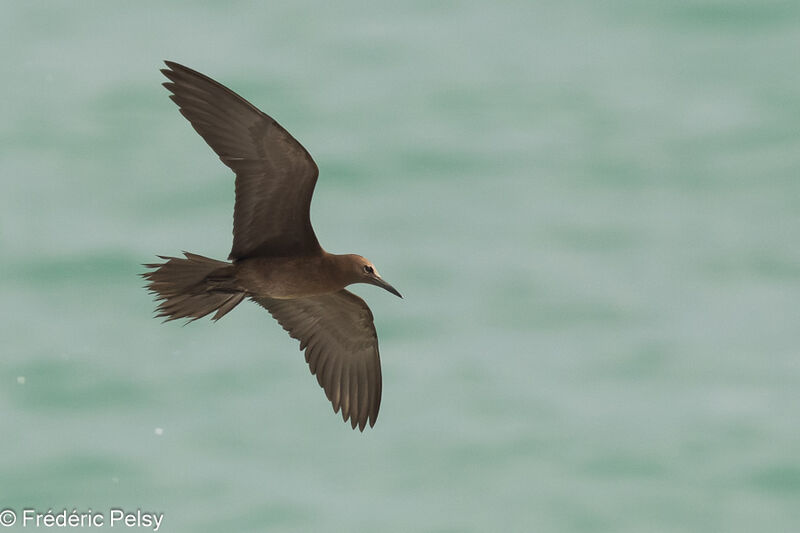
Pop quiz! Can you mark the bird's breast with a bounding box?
[233,256,346,299]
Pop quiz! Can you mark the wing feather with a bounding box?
[253,290,382,430]
[161,61,321,259]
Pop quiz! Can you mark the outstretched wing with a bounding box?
[161,61,321,259]
[253,290,382,430]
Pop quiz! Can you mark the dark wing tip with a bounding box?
[346,403,377,432]
[163,59,184,71]
[161,60,189,81]
[160,61,214,89]
[348,412,369,432]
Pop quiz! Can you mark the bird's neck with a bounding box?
[323,252,360,286]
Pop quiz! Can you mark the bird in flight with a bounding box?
[143,61,401,431]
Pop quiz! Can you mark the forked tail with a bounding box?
[142,252,245,322]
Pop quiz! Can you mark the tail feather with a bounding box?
[142,252,244,322]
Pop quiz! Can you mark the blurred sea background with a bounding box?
[1,1,799,531]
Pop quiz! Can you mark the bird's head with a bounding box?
[345,255,402,298]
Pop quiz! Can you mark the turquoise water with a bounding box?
[2,1,799,531]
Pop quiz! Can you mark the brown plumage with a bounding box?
[142,61,401,431]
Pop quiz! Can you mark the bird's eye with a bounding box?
[363,265,374,274]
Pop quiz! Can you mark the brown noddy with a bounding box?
[142,61,401,431]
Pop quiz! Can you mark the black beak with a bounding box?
[370,276,402,298]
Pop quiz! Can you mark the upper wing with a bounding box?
[161,61,321,259]
[253,290,382,431]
